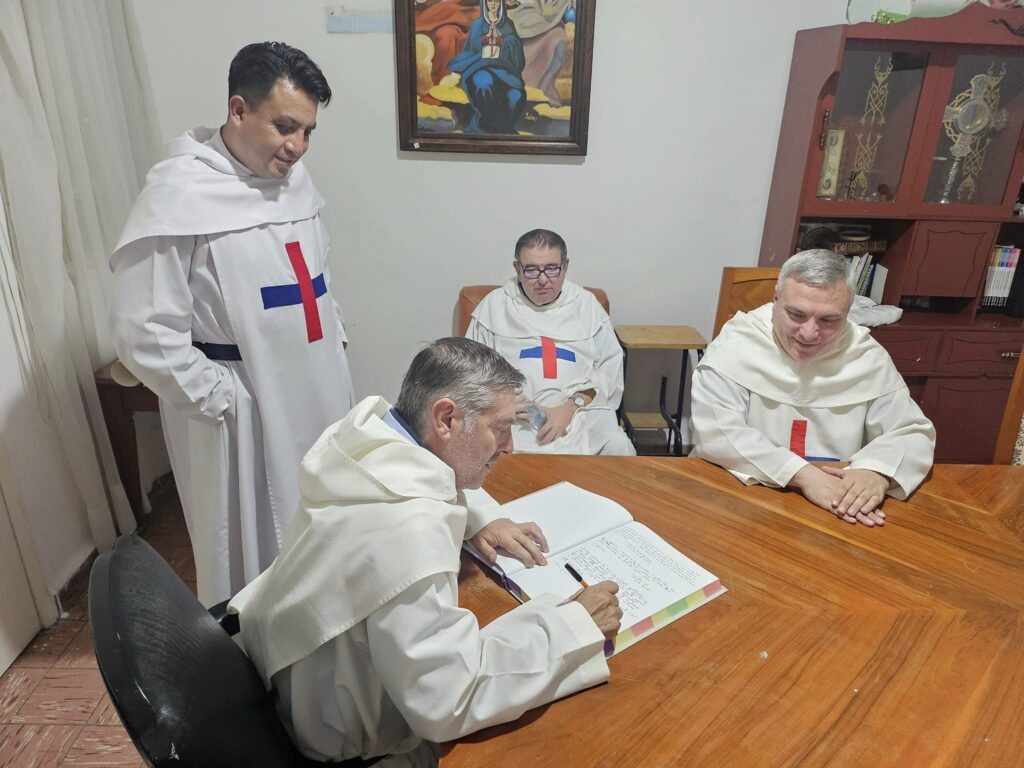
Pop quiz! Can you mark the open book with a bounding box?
[467,482,726,656]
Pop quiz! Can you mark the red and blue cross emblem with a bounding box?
[789,419,840,462]
[261,241,325,343]
[519,336,575,379]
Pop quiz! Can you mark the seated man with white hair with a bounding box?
[690,249,936,527]
[230,337,620,767]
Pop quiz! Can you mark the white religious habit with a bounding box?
[110,127,354,606]
[690,304,935,497]
[467,278,635,455]
[229,396,609,767]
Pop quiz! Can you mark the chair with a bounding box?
[993,342,1024,464]
[712,267,780,338]
[89,534,377,767]
[456,284,610,336]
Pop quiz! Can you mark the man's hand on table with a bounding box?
[820,466,888,526]
[790,465,885,527]
[470,518,549,567]
[573,581,622,639]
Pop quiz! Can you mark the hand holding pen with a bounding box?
[565,561,622,639]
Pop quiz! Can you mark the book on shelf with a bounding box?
[856,257,875,296]
[1006,258,1024,317]
[833,239,886,256]
[847,253,878,297]
[981,245,1020,309]
[868,264,889,304]
[465,481,726,657]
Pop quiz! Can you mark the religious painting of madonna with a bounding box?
[394,0,596,155]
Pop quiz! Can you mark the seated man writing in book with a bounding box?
[466,228,635,455]
[690,249,935,527]
[230,337,620,766]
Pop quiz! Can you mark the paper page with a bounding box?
[510,522,720,631]
[492,482,633,576]
[869,264,888,305]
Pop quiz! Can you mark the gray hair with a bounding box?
[514,228,567,263]
[777,249,855,296]
[395,337,525,436]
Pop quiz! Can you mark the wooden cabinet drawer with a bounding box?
[870,328,941,373]
[936,331,1024,375]
[902,221,997,298]
[922,376,1012,463]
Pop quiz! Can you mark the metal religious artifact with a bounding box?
[940,62,1009,204]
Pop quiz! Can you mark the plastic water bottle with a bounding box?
[521,403,548,430]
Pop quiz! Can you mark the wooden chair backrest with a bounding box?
[456,285,610,336]
[993,342,1024,464]
[713,267,780,338]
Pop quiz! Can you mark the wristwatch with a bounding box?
[570,393,587,409]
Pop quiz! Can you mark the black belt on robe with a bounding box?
[332,756,386,767]
[193,341,242,361]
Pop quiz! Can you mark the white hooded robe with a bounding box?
[466,279,634,455]
[690,304,935,497]
[229,396,609,766]
[110,127,354,605]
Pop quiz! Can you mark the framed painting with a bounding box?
[394,0,596,155]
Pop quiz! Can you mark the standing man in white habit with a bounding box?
[691,249,935,527]
[230,337,620,766]
[110,42,354,605]
[466,228,635,455]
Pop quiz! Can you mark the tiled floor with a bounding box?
[0,479,192,767]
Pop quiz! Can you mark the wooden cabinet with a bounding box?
[936,330,1024,375]
[873,324,1023,460]
[759,4,1024,463]
[922,376,1013,463]
[870,327,940,372]
[898,221,995,299]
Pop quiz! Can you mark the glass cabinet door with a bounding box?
[923,54,1024,206]
[816,49,928,203]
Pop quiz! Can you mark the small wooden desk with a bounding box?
[446,456,1024,767]
[614,325,707,456]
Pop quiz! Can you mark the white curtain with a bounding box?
[0,0,162,550]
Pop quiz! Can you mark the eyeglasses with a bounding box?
[518,264,563,279]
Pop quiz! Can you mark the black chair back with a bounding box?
[89,534,321,767]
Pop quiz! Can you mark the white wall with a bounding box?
[130,0,848,403]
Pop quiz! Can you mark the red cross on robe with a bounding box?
[285,241,323,343]
[540,336,558,379]
[789,419,807,457]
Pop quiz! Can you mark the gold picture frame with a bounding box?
[394,0,596,155]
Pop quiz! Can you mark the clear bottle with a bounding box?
[521,403,548,429]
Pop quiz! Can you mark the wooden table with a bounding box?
[445,456,1024,767]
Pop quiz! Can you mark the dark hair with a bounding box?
[514,228,567,263]
[228,42,331,108]
[396,338,524,436]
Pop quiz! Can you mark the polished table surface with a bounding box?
[443,456,1024,768]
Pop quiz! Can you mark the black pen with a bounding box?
[564,562,589,588]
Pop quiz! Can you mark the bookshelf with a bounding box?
[759,5,1024,462]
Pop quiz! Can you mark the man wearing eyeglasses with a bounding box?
[466,228,635,455]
